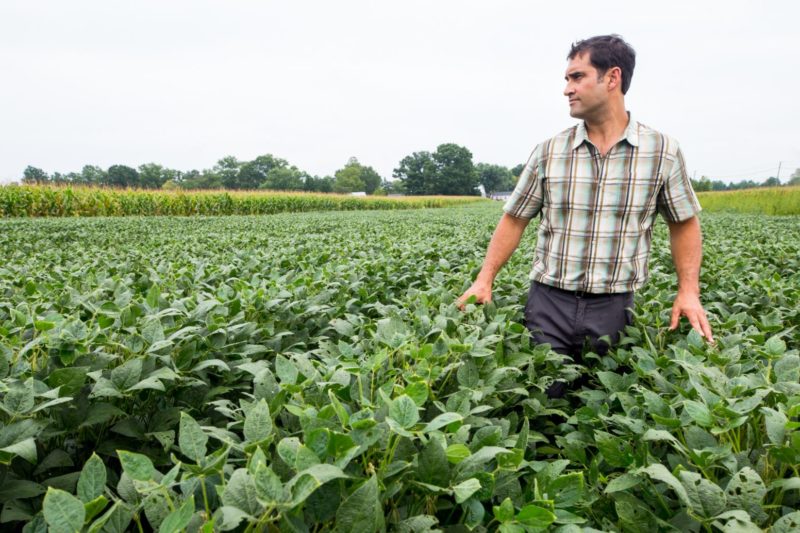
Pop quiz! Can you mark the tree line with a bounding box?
[691,169,800,192]
[18,143,521,196]
[19,152,798,196]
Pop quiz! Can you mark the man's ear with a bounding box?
[607,66,622,92]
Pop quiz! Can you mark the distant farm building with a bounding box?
[489,191,513,201]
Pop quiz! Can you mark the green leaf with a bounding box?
[0,437,38,464]
[254,464,285,505]
[761,406,787,445]
[774,355,800,383]
[43,488,85,533]
[77,453,107,503]
[83,494,109,523]
[4,381,34,415]
[679,470,726,518]
[335,475,384,533]
[141,318,165,344]
[146,283,160,308]
[548,472,584,508]
[404,381,429,407]
[0,479,46,501]
[463,497,485,529]
[222,469,263,516]
[605,473,643,494]
[159,495,195,533]
[594,431,633,468]
[87,501,132,533]
[212,505,250,531]
[389,395,419,429]
[684,400,714,427]
[457,360,479,388]
[724,467,767,523]
[493,497,515,523]
[712,510,762,533]
[422,412,463,433]
[417,439,450,488]
[179,412,208,463]
[117,450,156,482]
[772,511,800,533]
[516,504,556,529]
[144,492,171,529]
[765,335,786,356]
[243,399,272,443]
[769,478,800,492]
[275,355,298,384]
[453,478,481,504]
[638,463,689,506]
[286,464,348,507]
[110,358,143,391]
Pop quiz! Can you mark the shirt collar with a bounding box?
[572,111,639,150]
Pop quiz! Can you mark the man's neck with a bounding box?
[584,104,629,156]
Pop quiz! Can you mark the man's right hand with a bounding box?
[455,213,529,311]
[456,281,492,311]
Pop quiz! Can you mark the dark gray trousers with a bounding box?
[523,281,634,398]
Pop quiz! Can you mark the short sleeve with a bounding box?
[657,145,702,222]
[503,144,545,219]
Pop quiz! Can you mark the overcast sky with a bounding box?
[1,0,798,185]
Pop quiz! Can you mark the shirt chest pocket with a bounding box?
[602,174,662,223]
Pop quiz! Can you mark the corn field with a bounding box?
[0,185,485,217]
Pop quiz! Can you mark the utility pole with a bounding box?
[777,161,782,182]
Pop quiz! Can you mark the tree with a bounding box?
[333,164,365,193]
[380,178,405,195]
[476,163,515,195]
[333,157,382,194]
[236,154,287,189]
[106,165,140,188]
[788,168,800,186]
[691,176,712,192]
[394,145,479,196]
[22,166,50,184]
[432,143,479,195]
[178,169,222,189]
[393,151,437,195]
[304,175,334,193]
[763,176,781,187]
[261,166,305,190]
[511,163,526,178]
[138,163,176,189]
[80,165,107,186]
[214,156,241,189]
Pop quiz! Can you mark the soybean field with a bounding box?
[0,204,799,532]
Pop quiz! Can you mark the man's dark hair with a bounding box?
[568,35,636,95]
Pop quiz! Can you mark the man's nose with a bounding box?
[563,83,573,97]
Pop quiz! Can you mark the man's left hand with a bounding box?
[669,291,714,343]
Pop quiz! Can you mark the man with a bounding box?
[457,35,713,398]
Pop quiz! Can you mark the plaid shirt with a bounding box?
[504,114,701,294]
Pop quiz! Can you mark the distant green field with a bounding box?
[697,186,800,215]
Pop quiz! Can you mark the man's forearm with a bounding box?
[668,216,703,294]
[475,213,530,285]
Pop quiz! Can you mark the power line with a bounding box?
[698,167,778,179]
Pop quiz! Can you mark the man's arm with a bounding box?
[456,213,530,309]
[667,215,714,341]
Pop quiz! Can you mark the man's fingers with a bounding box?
[699,312,715,343]
[669,305,681,330]
[688,314,703,337]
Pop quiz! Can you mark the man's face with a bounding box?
[563,52,608,119]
